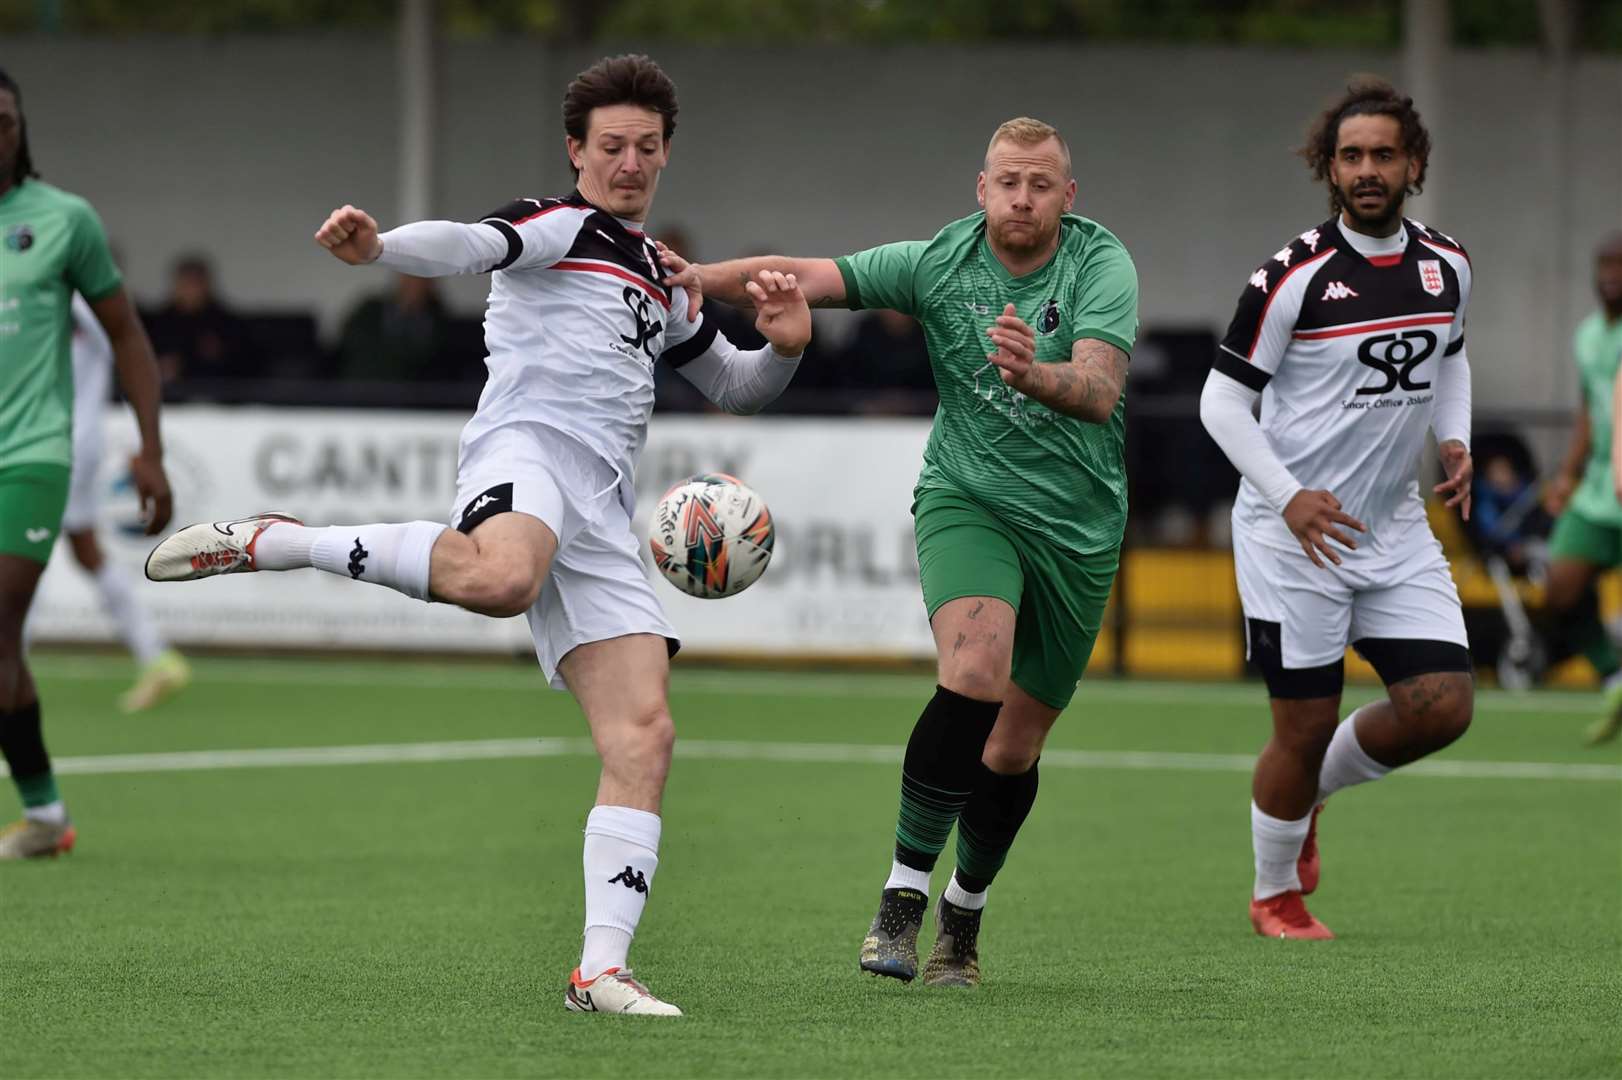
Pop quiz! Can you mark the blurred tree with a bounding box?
[1,0,1618,50]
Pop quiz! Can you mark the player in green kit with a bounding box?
[0,69,171,858]
[663,118,1137,985]
[1545,231,1622,745]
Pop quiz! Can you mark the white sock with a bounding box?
[942,872,987,911]
[1251,801,1311,900]
[25,800,67,826]
[580,805,661,980]
[883,858,931,894]
[256,521,444,601]
[1316,706,1393,804]
[93,562,166,666]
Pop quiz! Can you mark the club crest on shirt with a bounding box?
[1036,298,1061,336]
[4,224,33,252]
[1418,259,1445,297]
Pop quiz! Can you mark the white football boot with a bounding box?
[144,512,303,582]
[563,968,683,1016]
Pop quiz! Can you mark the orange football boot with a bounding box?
[1250,890,1334,940]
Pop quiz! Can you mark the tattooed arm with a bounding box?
[984,303,1129,423]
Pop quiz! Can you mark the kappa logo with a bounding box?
[458,483,513,533]
[1418,259,1445,297]
[1249,268,1270,294]
[1299,228,1322,252]
[1273,246,1294,267]
[608,866,649,893]
[347,537,369,579]
[25,527,51,544]
[1320,281,1360,301]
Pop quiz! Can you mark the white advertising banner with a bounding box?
[31,406,937,659]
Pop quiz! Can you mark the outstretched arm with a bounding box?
[669,271,811,414]
[661,247,845,321]
[314,205,508,276]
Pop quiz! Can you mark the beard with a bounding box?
[1338,178,1406,232]
[987,211,1060,256]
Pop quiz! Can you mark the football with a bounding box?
[649,473,775,599]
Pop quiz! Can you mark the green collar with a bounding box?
[979,226,1062,285]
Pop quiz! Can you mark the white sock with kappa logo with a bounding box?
[580,805,661,981]
[1251,801,1311,900]
[257,521,444,601]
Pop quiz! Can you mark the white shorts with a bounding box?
[450,422,676,690]
[60,440,103,533]
[1234,521,1469,673]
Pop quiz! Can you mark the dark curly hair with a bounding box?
[0,67,38,186]
[1300,76,1430,213]
[562,54,678,147]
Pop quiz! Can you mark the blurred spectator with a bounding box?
[335,274,453,382]
[144,254,257,380]
[1468,430,1550,576]
[837,308,935,415]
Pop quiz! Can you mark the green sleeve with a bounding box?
[1069,242,1139,355]
[833,240,928,315]
[65,198,123,302]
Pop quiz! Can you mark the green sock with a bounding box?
[17,771,60,809]
[1,701,59,810]
[892,687,1002,869]
[953,761,1040,893]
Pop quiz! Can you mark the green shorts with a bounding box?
[1549,510,1622,568]
[0,463,70,564]
[913,486,1119,710]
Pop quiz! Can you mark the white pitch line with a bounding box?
[29,655,1620,716]
[13,737,1618,783]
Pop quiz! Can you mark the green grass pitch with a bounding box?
[3,654,1618,1078]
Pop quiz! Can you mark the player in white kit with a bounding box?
[40,296,190,712]
[145,55,813,1015]
[1200,79,1475,940]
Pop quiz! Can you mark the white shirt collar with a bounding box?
[1337,215,1407,258]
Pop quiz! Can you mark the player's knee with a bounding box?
[982,738,1039,775]
[624,700,675,762]
[939,658,1009,703]
[1271,708,1338,759]
[478,565,543,618]
[1394,672,1473,749]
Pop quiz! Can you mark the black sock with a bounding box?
[953,759,1040,894]
[0,701,59,808]
[892,686,1002,871]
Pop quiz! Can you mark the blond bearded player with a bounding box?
[147,55,812,1016]
[666,117,1138,987]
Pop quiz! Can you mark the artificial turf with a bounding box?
[3,655,1618,1078]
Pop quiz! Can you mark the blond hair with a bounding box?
[985,117,1071,177]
